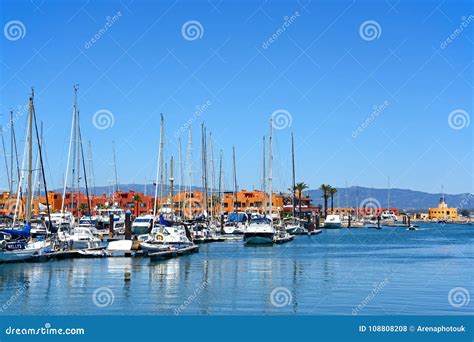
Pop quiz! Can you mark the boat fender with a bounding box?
[155,233,164,241]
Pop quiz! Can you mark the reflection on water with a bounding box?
[0,223,473,315]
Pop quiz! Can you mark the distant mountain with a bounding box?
[306,186,473,211]
[52,184,472,211]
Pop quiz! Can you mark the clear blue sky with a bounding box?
[0,0,472,194]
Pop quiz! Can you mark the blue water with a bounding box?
[0,223,472,315]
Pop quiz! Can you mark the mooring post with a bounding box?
[220,214,224,234]
[348,214,351,228]
[377,215,381,228]
[316,214,320,228]
[407,216,411,227]
[109,213,114,236]
[125,210,132,240]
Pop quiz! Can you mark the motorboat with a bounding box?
[324,215,342,229]
[95,208,126,234]
[243,217,275,245]
[132,215,156,235]
[59,227,101,250]
[222,212,248,234]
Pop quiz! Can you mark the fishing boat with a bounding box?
[324,214,342,228]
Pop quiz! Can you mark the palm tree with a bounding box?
[132,194,142,217]
[320,184,331,218]
[294,182,309,218]
[329,187,337,213]
[78,203,88,216]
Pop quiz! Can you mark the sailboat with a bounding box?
[243,119,276,245]
[0,89,52,262]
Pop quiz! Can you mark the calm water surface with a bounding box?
[0,223,473,315]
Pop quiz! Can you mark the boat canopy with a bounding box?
[0,224,31,239]
[228,213,248,223]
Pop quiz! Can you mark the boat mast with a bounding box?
[26,89,34,224]
[269,118,273,226]
[78,112,92,216]
[170,157,174,221]
[0,121,11,195]
[10,110,14,195]
[178,136,183,218]
[153,114,164,216]
[218,148,223,215]
[61,85,77,213]
[209,132,214,219]
[112,140,119,204]
[88,140,96,195]
[262,136,266,216]
[159,114,165,212]
[232,146,237,214]
[201,124,208,217]
[11,110,21,199]
[291,133,296,220]
[387,176,390,213]
[186,126,192,218]
[32,104,52,228]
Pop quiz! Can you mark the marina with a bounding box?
[0,222,472,315]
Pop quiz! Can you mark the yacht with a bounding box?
[222,212,248,235]
[138,217,194,253]
[95,208,125,234]
[132,215,156,235]
[243,217,275,245]
[59,227,101,250]
[324,214,342,228]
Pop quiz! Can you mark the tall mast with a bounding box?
[88,140,96,195]
[62,85,77,213]
[26,88,34,224]
[0,122,10,195]
[218,148,223,215]
[159,114,165,211]
[76,110,81,219]
[269,118,273,226]
[232,146,237,214]
[201,124,208,217]
[170,157,174,220]
[10,110,14,195]
[209,132,214,219]
[11,110,21,198]
[178,136,183,218]
[262,136,266,215]
[186,126,192,218]
[291,133,296,219]
[153,114,164,216]
[387,176,390,212]
[78,112,92,216]
[112,140,119,201]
